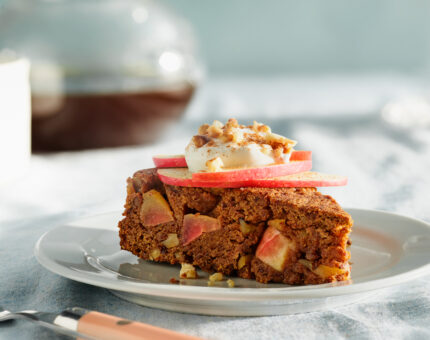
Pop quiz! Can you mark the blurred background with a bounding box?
[2,3,430,338]
[166,0,430,75]
[1,0,430,220]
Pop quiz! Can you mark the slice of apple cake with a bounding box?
[118,168,352,285]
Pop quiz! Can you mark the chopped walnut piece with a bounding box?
[192,135,211,148]
[225,118,239,129]
[209,272,223,282]
[206,157,224,172]
[220,132,234,143]
[212,120,224,129]
[227,279,235,288]
[250,121,271,134]
[258,124,271,133]
[180,263,197,279]
[207,124,223,138]
[224,128,243,143]
[149,248,160,260]
[162,233,179,248]
[266,133,296,153]
[198,123,210,135]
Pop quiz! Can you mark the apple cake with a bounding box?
[118,168,352,285]
[118,118,353,285]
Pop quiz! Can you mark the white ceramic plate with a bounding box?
[34,208,430,316]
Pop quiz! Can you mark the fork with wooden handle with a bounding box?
[0,306,203,340]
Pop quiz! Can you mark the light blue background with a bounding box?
[1,0,429,75]
[164,0,430,74]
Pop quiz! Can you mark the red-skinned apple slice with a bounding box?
[158,168,193,186]
[157,168,347,188]
[152,154,187,168]
[157,168,246,188]
[192,160,312,182]
[247,171,347,187]
[289,150,312,161]
[183,214,221,245]
[256,225,295,272]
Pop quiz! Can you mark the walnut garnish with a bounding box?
[222,127,243,143]
[258,125,271,133]
[251,121,271,133]
[266,133,296,154]
[180,263,197,279]
[225,118,239,129]
[198,123,210,135]
[192,119,296,160]
[192,135,211,148]
[207,121,224,138]
[212,120,224,129]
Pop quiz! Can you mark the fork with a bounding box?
[0,306,203,339]
[0,306,92,339]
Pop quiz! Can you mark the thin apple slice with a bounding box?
[247,171,347,188]
[158,168,347,188]
[256,225,295,272]
[289,150,312,161]
[152,154,187,168]
[192,160,312,182]
[157,168,246,188]
[183,214,221,245]
[157,168,193,186]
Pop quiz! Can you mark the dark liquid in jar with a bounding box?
[31,83,195,152]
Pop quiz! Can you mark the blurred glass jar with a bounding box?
[0,0,202,151]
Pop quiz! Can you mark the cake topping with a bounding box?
[185,118,297,173]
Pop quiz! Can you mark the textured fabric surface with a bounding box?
[1,76,430,340]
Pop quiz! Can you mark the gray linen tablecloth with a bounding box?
[1,76,430,339]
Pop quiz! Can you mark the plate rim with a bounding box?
[34,207,430,301]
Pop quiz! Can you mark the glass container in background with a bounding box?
[0,50,31,182]
[0,0,202,151]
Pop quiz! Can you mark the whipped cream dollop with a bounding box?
[185,119,297,173]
